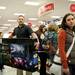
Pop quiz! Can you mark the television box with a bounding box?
[2,38,38,72]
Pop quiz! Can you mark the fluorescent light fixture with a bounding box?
[68,0,75,1]
[51,16,61,18]
[8,20,17,22]
[14,13,25,16]
[0,6,6,9]
[3,24,11,26]
[28,18,38,20]
[25,1,39,6]
[0,27,8,29]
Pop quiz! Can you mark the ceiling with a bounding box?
[0,0,75,33]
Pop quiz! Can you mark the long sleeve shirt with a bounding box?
[58,28,68,69]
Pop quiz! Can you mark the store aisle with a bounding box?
[0,65,39,75]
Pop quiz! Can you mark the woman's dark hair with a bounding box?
[61,13,75,30]
[39,25,45,32]
[35,25,45,39]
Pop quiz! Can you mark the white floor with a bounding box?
[0,65,39,75]
[0,65,61,75]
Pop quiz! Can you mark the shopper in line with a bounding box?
[58,13,75,75]
[9,15,39,75]
[35,25,48,75]
[44,24,59,74]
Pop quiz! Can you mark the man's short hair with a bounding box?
[18,15,25,18]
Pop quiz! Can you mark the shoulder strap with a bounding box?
[56,30,75,58]
[66,32,75,57]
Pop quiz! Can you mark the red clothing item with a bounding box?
[58,29,68,69]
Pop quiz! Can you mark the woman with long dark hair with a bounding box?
[58,13,75,75]
[35,25,48,75]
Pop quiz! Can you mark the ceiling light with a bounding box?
[25,1,40,6]
[0,27,8,29]
[68,0,75,1]
[8,20,17,22]
[14,13,25,16]
[3,24,11,26]
[0,6,6,9]
[51,16,61,18]
[28,18,38,20]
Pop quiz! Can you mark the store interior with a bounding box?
[0,0,75,34]
[0,0,75,75]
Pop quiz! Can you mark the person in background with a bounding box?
[0,32,4,75]
[9,15,39,75]
[44,24,59,74]
[35,25,46,39]
[58,13,75,75]
[35,25,49,75]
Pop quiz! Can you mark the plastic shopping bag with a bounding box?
[49,63,62,75]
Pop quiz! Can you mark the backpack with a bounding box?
[41,31,58,53]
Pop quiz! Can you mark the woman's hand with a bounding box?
[62,68,70,75]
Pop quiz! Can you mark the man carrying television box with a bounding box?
[9,15,39,75]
